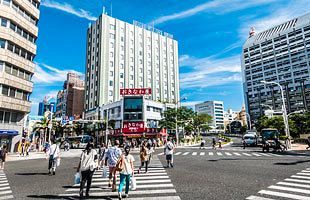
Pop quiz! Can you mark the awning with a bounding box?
[0,129,19,136]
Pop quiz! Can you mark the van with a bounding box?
[243,133,257,146]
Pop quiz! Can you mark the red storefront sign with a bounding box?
[122,122,145,133]
[120,88,152,96]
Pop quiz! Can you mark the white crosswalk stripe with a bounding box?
[175,152,182,155]
[200,152,205,156]
[208,152,214,156]
[60,156,180,200]
[246,168,310,200]
[225,152,232,156]
[192,152,197,156]
[0,171,14,200]
[217,152,223,156]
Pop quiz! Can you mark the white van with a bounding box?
[243,134,257,146]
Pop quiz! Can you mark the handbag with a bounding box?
[115,156,124,172]
[56,158,61,167]
[74,172,81,184]
[130,176,136,190]
[102,166,108,178]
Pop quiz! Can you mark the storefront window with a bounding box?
[0,111,3,123]
[4,112,10,123]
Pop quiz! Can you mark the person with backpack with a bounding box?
[138,142,149,173]
[77,142,98,198]
[118,146,135,200]
[306,137,310,150]
[164,138,174,168]
[105,140,122,192]
[48,139,60,175]
[0,146,8,170]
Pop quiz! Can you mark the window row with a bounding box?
[0,84,30,101]
[0,61,32,80]
[27,0,39,9]
[0,17,36,43]
[0,39,35,61]
[1,0,38,25]
[0,110,23,124]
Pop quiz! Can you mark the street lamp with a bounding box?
[175,97,187,146]
[261,80,291,148]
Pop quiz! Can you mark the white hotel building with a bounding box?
[242,13,310,120]
[84,12,179,138]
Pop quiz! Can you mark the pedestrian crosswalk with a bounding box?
[157,151,306,158]
[59,156,180,200]
[246,168,310,200]
[0,170,14,200]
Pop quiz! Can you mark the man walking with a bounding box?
[48,139,60,175]
[105,140,122,191]
[164,138,175,168]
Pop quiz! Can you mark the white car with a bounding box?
[243,134,257,146]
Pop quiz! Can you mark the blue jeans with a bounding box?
[118,174,131,194]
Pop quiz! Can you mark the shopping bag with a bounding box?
[102,166,108,178]
[130,176,137,191]
[74,173,81,184]
[56,158,61,167]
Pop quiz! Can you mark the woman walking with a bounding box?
[0,146,8,170]
[138,142,149,173]
[118,146,135,200]
[77,142,98,198]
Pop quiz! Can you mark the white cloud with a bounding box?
[33,63,83,85]
[152,0,277,24]
[41,0,97,21]
[179,54,242,89]
[239,0,310,39]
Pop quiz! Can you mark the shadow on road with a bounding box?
[274,160,310,166]
[27,195,114,199]
[15,172,49,176]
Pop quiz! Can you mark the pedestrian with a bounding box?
[98,143,107,168]
[77,142,98,198]
[306,137,310,150]
[138,142,149,173]
[218,138,222,149]
[0,146,8,170]
[64,140,70,151]
[200,139,206,149]
[147,142,154,164]
[48,139,60,175]
[164,138,174,168]
[212,138,217,150]
[242,138,246,149]
[105,140,122,192]
[118,146,135,200]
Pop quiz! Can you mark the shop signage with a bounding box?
[120,88,152,96]
[122,121,145,133]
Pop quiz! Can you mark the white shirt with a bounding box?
[165,142,174,155]
[120,154,135,175]
[80,149,97,171]
[49,144,60,159]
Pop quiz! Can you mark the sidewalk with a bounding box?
[290,143,309,151]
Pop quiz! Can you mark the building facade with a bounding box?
[224,106,248,130]
[84,13,180,119]
[38,99,56,116]
[56,73,85,119]
[195,101,224,130]
[0,0,40,151]
[242,13,310,121]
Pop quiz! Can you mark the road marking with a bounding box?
[242,153,251,156]
[217,152,223,156]
[297,173,310,176]
[252,153,262,157]
[183,152,189,155]
[301,170,310,173]
[285,178,310,184]
[0,187,10,191]
[277,181,310,188]
[126,196,181,200]
[200,152,205,156]
[258,190,310,200]
[233,152,241,156]
[258,153,271,157]
[175,152,182,155]
[0,195,14,200]
[268,185,310,194]
[209,152,214,156]
[0,191,12,196]
[192,152,197,156]
[246,195,275,200]
[225,152,232,156]
[291,175,310,180]
[158,153,164,155]
[271,153,283,157]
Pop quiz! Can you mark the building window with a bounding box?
[120,63,124,69]
[110,61,114,67]
[120,82,124,88]
[120,73,124,78]
[130,84,133,88]
[109,90,113,96]
[130,75,134,80]
[109,81,113,86]
[110,33,115,39]
[0,39,5,48]
[110,71,113,76]
[110,52,114,57]
[1,18,7,27]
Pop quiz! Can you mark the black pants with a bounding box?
[140,161,149,172]
[48,157,56,171]
[80,169,94,196]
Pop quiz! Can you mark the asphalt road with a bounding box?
[3,141,310,200]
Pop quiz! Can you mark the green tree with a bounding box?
[192,113,212,135]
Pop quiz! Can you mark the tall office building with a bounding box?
[195,101,224,130]
[84,13,179,119]
[242,13,310,120]
[0,0,40,151]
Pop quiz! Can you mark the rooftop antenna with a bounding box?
[102,6,105,15]
[110,2,113,17]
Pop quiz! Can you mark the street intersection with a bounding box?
[2,139,310,200]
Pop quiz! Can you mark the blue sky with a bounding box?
[30,0,310,114]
